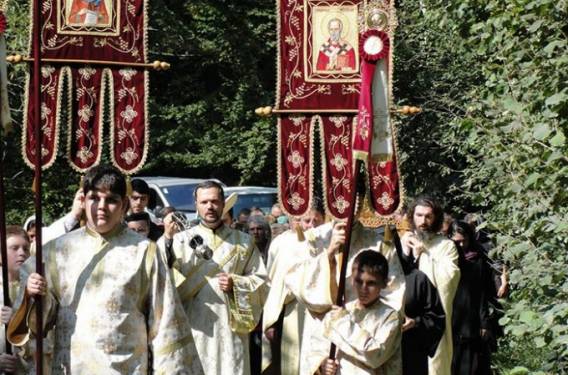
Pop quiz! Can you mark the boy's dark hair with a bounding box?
[6,225,30,243]
[131,178,150,196]
[193,180,224,201]
[125,212,151,225]
[311,196,325,216]
[352,249,389,287]
[408,195,444,233]
[83,165,127,198]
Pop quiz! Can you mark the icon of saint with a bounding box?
[316,18,356,72]
[68,0,109,26]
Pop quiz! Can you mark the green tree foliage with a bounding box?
[395,0,567,372]
[144,0,277,184]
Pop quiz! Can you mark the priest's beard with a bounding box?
[415,228,435,242]
[330,31,340,42]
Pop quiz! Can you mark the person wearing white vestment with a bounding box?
[309,250,402,375]
[400,196,461,375]
[283,220,406,375]
[166,180,268,375]
[8,165,201,374]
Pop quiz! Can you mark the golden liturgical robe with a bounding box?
[415,235,460,375]
[283,222,406,375]
[8,225,202,374]
[169,223,268,375]
[262,230,313,374]
[308,300,402,375]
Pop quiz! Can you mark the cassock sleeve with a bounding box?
[144,242,203,374]
[323,307,401,368]
[479,261,493,331]
[228,242,268,334]
[415,271,446,357]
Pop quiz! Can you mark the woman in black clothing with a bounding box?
[450,221,495,375]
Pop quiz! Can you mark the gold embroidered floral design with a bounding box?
[330,153,347,171]
[332,196,350,214]
[288,151,304,168]
[120,105,138,123]
[120,147,139,165]
[377,192,394,210]
[357,107,371,140]
[77,146,94,164]
[287,192,306,211]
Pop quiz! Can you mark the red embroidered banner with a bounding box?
[276,0,361,110]
[31,0,146,63]
[110,68,148,173]
[22,65,63,170]
[319,115,355,219]
[368,155,400,215]
[68,67,104,172]
[22,0,149,174]
[278,115,313,216]
[276,0,405,223]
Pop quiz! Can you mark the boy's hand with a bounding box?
[327,222,346,260]
[26,273,47,296]
[329,305,345,320]
[0,353,19,372]
[321,358,339,375]
[0,306,13,324]
[71,188,85,221]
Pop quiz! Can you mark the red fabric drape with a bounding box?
[68,67,104,171]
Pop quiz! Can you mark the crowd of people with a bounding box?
[0,164,508,374]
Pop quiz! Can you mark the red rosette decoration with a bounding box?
[0,12,6,35]
[353,29,391,162]
[359,29,390,63]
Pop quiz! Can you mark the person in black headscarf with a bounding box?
[450,221,495,375]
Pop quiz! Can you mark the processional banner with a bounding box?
[276,0,404,223]
[22,0,148,174]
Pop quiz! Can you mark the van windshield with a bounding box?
[160,184,198,211]
[232,194,276,216]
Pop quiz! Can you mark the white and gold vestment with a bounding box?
[169,223,268,375]
[413,235,460,375]
[283,222,406,375]
[8,225,201,375]
[308,300,402,375]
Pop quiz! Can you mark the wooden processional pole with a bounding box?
[328,159,362,359]
[0,138,13,362]
[32,0,44,372]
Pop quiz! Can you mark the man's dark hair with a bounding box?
[193,180,224,201]
[131,178,150,196]
[352,249,389,287]
[157,206,176,219]
[125,212,151,225]
[83,165,126,198]
[408,195,444,233]
[238,208,252,217]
